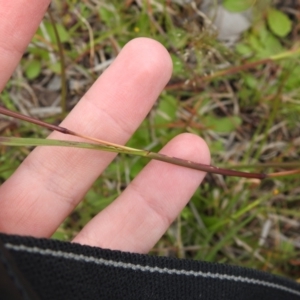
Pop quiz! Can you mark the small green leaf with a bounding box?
[204,116,242,133]
[248,34,264,52]
[170,54,184,76]
[201,215,220,228]
[278,240,294,255]
[48,61,61,74]
[85,189,115,210]
[127,120,150,148]
[223,0,253,12]
[285,67,300,90]
[260,32,283,55]
[41,21,70,43]
[168,28,188,49]
[55,23,71,43]
[154,94,178,127]
[99,6,117,26]
[235,43,253,56]
[209,140,224,152]
[25,60,41,80]
[267,8,292,37]
[181,207,193,221]
[244,74,258,89]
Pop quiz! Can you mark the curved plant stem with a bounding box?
[166,47,300,90]
[48,9,67,114]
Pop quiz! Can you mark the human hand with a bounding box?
[0,1,210,254]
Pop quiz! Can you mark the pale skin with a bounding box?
[0,1,210,254]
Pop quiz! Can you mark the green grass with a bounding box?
[1,1,300,280]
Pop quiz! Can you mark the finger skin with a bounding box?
[73,133,210,253]
[0,1,51,91]
[0,38,173,236]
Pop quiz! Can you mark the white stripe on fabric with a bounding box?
[5,243,300,297]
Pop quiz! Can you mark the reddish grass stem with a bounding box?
[2,106,296,180]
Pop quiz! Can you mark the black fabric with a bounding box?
[0,233,299,300]
[0,237,39,300]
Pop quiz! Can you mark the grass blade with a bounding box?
[0,136,266,179]
[2,106,298,179]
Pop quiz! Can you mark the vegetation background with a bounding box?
[1,0,300,280]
